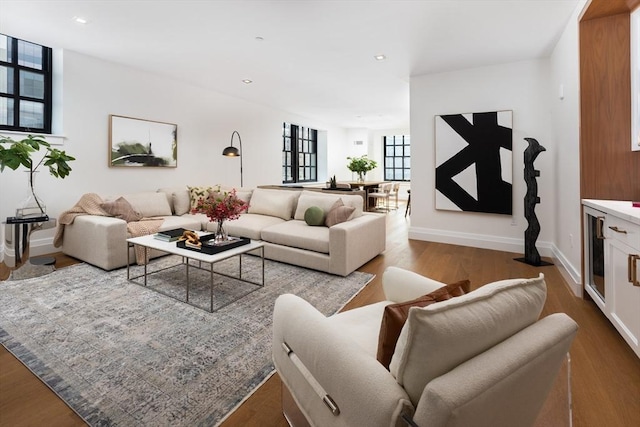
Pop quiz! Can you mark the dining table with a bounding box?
[344,181,389,210]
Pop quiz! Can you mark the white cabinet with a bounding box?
[583,200,640,358]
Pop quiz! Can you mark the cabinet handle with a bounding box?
[608,226,627,234]
[596,216,605,239]
[629,254,640,287]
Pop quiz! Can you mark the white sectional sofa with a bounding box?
[60,185,386,276]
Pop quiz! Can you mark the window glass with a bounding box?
[0,97,14,125]
[383,135,411,182]
[17,39,43,69]
[20,70,44,99]
[0,65,13,94]
[18,99,44,128]
[1,34,51,133]
[282,122,318,183]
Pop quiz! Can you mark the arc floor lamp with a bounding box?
[222,130,243,187]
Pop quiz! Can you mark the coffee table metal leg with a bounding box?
[261,246,265,286]
[143,247,148,286]
[210,264,214,312]
[186,261,190,303]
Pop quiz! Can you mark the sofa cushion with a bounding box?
[218,213,286,240]
[248,188,299,220]
[376,280,470,369]
[100,197,142,223]
[156,187,189,215]
[304,206,325,226]
[123,192,172,217]
[218,185,253,203]
[188,186,213,209]
[325,200,355,227]
[389,274,546,405]
[294,190,363,220]
[261,220,330,254]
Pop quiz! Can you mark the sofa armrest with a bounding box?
[382,267,447,302]
[62,215,129,270]
[273,294,413,427]
[328,213,386,276]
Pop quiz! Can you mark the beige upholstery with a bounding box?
[273,269,578,427]
[62,186,385,275]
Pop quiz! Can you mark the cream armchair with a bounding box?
[272,268,578,427]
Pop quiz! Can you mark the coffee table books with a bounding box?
[154,227,188,242]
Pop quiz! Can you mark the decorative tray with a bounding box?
[176,234,250,254]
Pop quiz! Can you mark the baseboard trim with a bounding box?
[550,244,582,297]
[408,226,582,296]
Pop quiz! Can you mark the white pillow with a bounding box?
[294,190,363,220]
[389,274,547,405]
[247,188,299,220]
[123,192,173,217]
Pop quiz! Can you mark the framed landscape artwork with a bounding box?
[109,115,177,167]
[435,110,513,215]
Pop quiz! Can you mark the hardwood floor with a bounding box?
[1,208,639,426]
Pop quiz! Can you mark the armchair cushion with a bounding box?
[390,274,546,405]
[377,280,470,369]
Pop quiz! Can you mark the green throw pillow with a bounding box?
[304,206,325,226]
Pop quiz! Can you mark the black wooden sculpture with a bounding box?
[515,137,553,266]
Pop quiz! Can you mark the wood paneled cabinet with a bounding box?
[583,200,640,358]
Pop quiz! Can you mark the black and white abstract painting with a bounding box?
[435,110,512,215]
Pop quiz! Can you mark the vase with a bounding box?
[16,171,46,218]
[357,171,365,183]
[214,220,228,244]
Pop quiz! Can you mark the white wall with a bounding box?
[409,59,557,255]
[0,50,348,256]
[548,0,588,295]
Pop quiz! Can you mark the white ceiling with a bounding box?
[0,0,579,130]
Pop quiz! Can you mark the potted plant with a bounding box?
[0,135,76,217]
[346,155,377,183]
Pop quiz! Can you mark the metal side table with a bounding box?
[1,216,57,274]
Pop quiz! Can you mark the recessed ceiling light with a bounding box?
[73,16,88,24]
[374,54,387,61]
[255,36,264,41]
[242,79,253,84]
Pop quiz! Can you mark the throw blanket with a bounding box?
[54,193,163,265]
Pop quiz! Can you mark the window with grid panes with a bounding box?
[384,135,411,181]
[282,122,317,183]
[0,34,52,133]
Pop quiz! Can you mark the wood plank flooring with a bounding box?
[1,207,639,426]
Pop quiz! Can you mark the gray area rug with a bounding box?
[0,255,374,426]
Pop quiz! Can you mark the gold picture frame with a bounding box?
[109,115,177,168]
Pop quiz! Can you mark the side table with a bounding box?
[1,216,57,273]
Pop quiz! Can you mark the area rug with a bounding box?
[0,255,374,426]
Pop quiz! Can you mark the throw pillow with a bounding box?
[100,197,143,223]
[188,186,213,210]
[325,199,356,227]
[376,280,470,369]
[304,206,325,226]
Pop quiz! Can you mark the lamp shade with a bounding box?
[222,146,240,156]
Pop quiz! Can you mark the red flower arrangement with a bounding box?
[191,189,249,223]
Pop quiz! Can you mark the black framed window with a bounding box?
[384,135,411,181]
[0,34,53,133]
[283,122,317,183]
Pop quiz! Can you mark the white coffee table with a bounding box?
[126,234,265,312]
